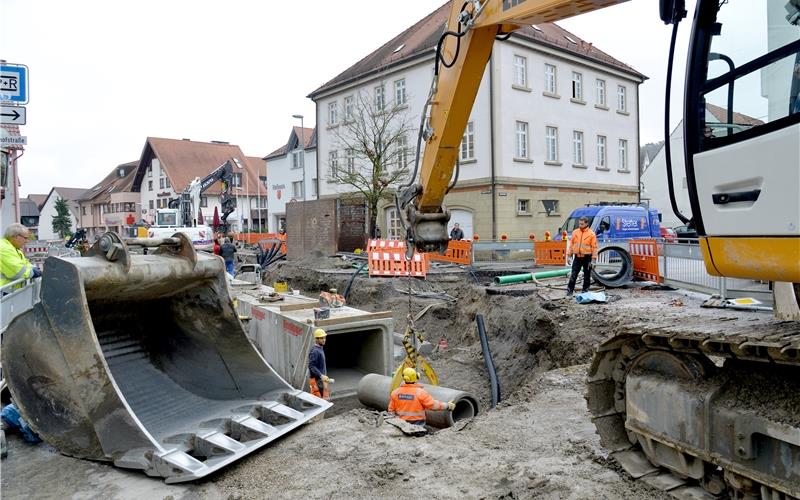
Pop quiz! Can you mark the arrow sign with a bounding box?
[0,106,26,125]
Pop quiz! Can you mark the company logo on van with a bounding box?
[615,217,641,231]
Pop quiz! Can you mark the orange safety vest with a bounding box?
[388,383,447,422]
[569,228,598,258]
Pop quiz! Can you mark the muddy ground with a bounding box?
[2,256,779,499]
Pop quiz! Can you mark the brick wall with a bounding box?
[285,199,338,260]
[337,198,366,252]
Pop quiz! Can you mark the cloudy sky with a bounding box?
[2,0,696,197]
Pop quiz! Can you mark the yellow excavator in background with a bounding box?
[398,0,800,497]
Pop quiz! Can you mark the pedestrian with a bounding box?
[213,237,221,256]
[449,223,464,241]
[566,216,597,296]
[308,328,334,400]
[1,223,41,288]
[388,367,455,426]
[219,237,237,275]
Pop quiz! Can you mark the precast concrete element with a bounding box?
[1,232,331,483]
[357,373,478,428]
[235,287,393,397]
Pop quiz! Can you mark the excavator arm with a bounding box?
[172,159,238,230]
[400,0,626,253]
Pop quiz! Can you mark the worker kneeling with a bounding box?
[389,367,455,426]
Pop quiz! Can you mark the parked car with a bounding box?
[673,225,698,243]
[660,226,677,241]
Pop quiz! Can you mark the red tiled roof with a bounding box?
[264,126,317,160]
[80,161,139,203]
[309,1,644,98]
[132,138,264,196]
[706,103,764,127]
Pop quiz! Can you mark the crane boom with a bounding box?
[400,0,627,253]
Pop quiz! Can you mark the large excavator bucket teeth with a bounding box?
[1,233,330,482]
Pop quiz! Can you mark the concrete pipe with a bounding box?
[357,374,479,428]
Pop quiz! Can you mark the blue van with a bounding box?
[557,204,661,243]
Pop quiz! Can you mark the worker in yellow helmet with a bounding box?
[388,367,455,426]
[308,328,334,400]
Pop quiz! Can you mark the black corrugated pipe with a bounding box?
[476,314,500,408]
[343,260,368,301]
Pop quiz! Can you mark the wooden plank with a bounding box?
[279,301,319,312]
[315,310,393,327]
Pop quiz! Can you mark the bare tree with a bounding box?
[328,90,415,238]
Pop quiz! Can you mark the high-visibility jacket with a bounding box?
[388,383,447,422]
[568,228,598,259]
[0,238,33,287]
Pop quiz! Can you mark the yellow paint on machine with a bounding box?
[700,237,800,283]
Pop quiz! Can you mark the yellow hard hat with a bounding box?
[402,367,418,383]
[313,328,327,339]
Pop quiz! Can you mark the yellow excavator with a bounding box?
[397,0,800,497]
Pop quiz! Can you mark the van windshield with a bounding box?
[559,216,594,233]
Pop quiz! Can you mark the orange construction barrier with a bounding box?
[235,232,287,253]
[629,238,662,283]
[534,240,567,266]
[367,239,429,278]
[427,240,473,265]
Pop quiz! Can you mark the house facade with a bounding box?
[130,138,267,232]
[38,187,88,240]
[309,2,645,240]
[264,126,317,232]
[77,161,141,239]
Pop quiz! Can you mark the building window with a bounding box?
[544,64,557,94]
[460,122,475,161]
[617,85,627,112]
[513,55,527,87]
[159,178,165,189]
[394,79,406,106]
[546,126,558,162]
[344,95,354,122]
[165,177,171,189]
[232,172,243,187]
[596,79,606,106]
[618,139,629,171]
[573,131,584,165]
[328,101,338,125]
[597,135,607,168]
[571,72,583,100]
[147,165,152,178]
[386,207,403,240]
[374,84,385,111]
[292,180,304,199]
[542,199,560,216]
[148,200,154,210]
[329,150,339,176]
[396,135,410,170]
[81,206,86,215]
[515,121,529,159]
[200,196,208,207]
[517,199,530,214]
[291,151,304,170]
[148,180,153,191]
[311,178,318,197]
[345,148,355,173]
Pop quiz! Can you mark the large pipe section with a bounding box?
[493,268,570,285]
[357,374,478,428]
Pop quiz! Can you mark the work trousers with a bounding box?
[309,377,330,400]
[568,255,593,293]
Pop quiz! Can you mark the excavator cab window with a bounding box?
[156,211,177,226]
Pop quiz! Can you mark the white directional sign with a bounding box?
[0,106,26,125]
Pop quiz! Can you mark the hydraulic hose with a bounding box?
[343,260,368,301]
[476,314,500,408]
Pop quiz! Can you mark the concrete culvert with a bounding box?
[591,245,633,288]
[357,373,479,428]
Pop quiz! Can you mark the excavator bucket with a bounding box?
[1,233,330,483]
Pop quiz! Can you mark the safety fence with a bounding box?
[629,239,662,283]
[534,240,567,266]
[367,239,428,277]
[1,278,40,333]
[427,239,473,266]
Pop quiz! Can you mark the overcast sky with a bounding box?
[2,0,696,197]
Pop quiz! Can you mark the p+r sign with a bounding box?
[0,63,29,105]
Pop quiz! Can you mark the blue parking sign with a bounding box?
[0,64,29,104]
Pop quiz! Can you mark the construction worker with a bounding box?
[1,223,40,288]
[388,367,455,426]
[308,328,333,400]
[566,216,598,296]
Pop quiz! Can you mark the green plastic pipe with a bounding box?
[493,268,570,285]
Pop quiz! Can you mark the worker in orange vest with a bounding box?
[567,216,597,296]
[388,367,455,426]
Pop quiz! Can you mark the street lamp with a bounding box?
[292,114,306,201]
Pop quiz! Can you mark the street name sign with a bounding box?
[0,105,26,125]
[0,63,29,104]
[0,129,27,145]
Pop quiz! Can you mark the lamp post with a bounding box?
[292,114,306,201]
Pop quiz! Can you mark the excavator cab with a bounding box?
[2,232,330,482]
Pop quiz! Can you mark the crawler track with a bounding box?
[587,320,800,499]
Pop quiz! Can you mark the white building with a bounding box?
[264,127,317,232]
[130,138,267,233]
[308,1,646,240]
[0,124,25,232]
[38,187,88,240]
